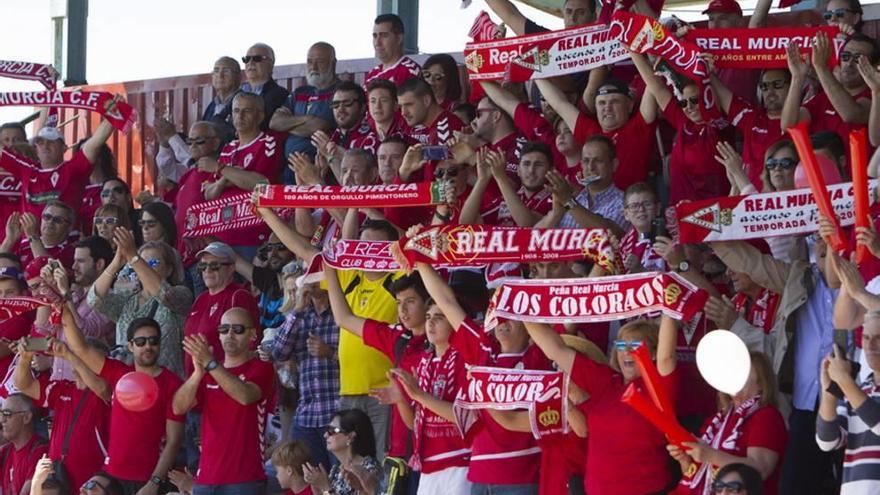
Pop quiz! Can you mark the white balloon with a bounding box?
[696,330,752,395]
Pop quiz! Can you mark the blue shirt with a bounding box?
[793,266,838,411]
[281,83,338,184]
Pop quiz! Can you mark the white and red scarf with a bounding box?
[254,182,446,209]
[732,290,780,334]
[0,91,136,132]
[0,297,47,321]
[0,60,57,89]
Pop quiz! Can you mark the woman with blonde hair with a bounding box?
[92,204,132,247]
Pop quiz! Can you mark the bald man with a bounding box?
[173,308,276,494]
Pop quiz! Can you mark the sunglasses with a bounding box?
[434,167,460,179]
[330,98,358,110]
[197,261,233,272]
[759,79,787,91]
[139,219,158,228]
[422,72,445,82]
[41,213,70,225]
[613,340,643,352]
[840,51,864,63]
[324,425,346,436]
[765,157,797,170]
[82,480,108,493]
[242,55,270,64]
[823,7,855,20]
[625,201,654,211]
[131,335,160,347]
[93,216,118,226]
[0,409,27,418]
[676,96,699,108]
[218,324,249,335]
[711,480,744,493]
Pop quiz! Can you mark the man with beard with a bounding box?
[233,233,295,330]
[1,200,77,269]
[241,43,289,131]
[397,78,465,150]
[310,81,379,174]
[61,312,184,495]
[173,308,275,494]
[271,42,339,184]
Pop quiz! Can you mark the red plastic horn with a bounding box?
[850,128,871,263]
[621,383,694,447]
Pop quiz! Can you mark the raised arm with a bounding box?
[479,82,522,118]
[535,79,580,133]
[60,302,105,373]
[485,0,529,35]
[11,343,39,400]
[51,338,111,402]
[709,74,734,115]
[656,314,678,376]
[813,33,870,124]
[323,264,367,336]
[630,52,673,111]
[415,261,466,329]
[255,205,320,261]
[749,0,772,28]
[522,321,575,373]
[858,56,880,147]
[782,42,812,131]
[81,120,115,164]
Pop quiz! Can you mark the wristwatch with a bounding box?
[676,260,691,273]
[563,198,579,211]
[150,476,163,486]
[204,359,219,372]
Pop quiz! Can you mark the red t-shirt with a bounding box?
[362,319,427,458]
[15,236,76,271]
[674,314,718,418]
[451,317,552,485]
[571,352,675,495]
[214,132,282,247]
[0,170,22,237]
[537,431,587,495]
[99,358,184,481]
[573,112,658,190]
[40,380,111,492]
[287,486,314,495]
[728,98,785,191]
[80,183,103,235]
[182,283,260,375]
[0,435,48,495]
[330,116,380,154]
[0,149,92,219]
[804,88,874,162]
[365,56,422,87]
[662,103,732,205]
[195,358,275,484]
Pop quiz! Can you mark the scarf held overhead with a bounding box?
[485,271,707,330]
[685,26,841,69]
[0,91,136,132]
[0,60,57,89]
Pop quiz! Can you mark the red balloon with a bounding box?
[115,371,159,412]
[794,154,843,189]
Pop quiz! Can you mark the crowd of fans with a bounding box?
[2,0,880,493]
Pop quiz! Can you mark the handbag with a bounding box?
[381,456,410,495]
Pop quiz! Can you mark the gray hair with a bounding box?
[343,148,378,169]
[311,41,337,60]
[233,91,265,111]
[249,42,275,61]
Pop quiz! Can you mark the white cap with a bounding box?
[35,126,64,142]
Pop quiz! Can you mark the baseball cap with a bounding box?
[35,126,64,142]
[702,0,743,16]
[196,242,236,263]
[0,267,23,283]
[596,79,633,99]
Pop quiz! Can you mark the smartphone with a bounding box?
[421,146,449,161]
[25,337,49,352]
[48,259,61,272]
[650,218,669,243]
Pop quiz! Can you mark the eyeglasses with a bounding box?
[330,99,358,110]
[759,79,787,91]
[242,55,270,64]
[676,96,699,108]
[434,167,460,179]
[101,186,127,197]
[823,7,855,20]
[625,201,654,211]
[139,219,158,228]
[765,157,797,170]
[840,51,864,63]
[0,409,27,418]
[41,213,70,225]
[711,480,744,493]
[82,480,109,493]
[613,340,643,352]
[265,242,289,253]
[93,216,118,226]
[186,137,213,146]
[130,336,161,347]
[197,261,233,272]
[324,425,346,436]
[218,324,249,335]
[422,72,446,82]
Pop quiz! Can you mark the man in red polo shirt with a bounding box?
[0,119,115,220]
[0,393,47,495]
[365,13,421,87]
[536,77,659,190]
[61,309,184,495]
[173,307,275,494]
[196,92,283,259]
[0,201,77,269]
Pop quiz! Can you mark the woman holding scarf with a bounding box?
[669,352,787,495]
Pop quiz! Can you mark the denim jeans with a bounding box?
[185,411,202,472]
[470,483,539,495]
[292,424,332,470]
[192,481,265,495]
[339,394,390,461]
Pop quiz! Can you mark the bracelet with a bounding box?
[434,210,452,222]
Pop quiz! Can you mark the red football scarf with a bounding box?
[298,240,402,285]
[675,180,878,243]
[0,61,57,89]
[183,192,260,238]
[469,11,501,42]
[0,91,136,132]
[0,297,47,321]
[453,366,568,440]
[685,26,841,69]
[254,182,447,209]
[732,290,780,334]
[398,225,622,274]
[485,272,707,330]
[464,22,627,82]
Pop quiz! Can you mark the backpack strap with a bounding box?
[60,392,89,459]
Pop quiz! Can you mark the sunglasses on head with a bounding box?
[840,51,863,63]
[139,219,158,228]
[197,261,232,272]
[434,167,460,179]
[765,157,797,170]
[41,213,70,225]
[218,324,249,335]
[677,96,699,108]
[823,7,855,20]
[613,340,643,352]
[330,98,358,110]
[324,425,346,436]
[93,216,118,226]
[242,55,270,64]
[759,79,787,91]
[131,335,160,347]
[711,480,744,493]
[422,72,445,82]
